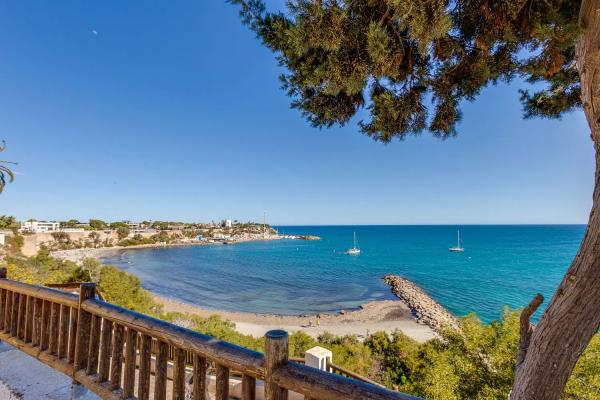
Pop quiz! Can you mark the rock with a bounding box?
[383,275,459,333]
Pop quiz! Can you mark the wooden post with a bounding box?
[98,319,113,383]
[24,295,33,343]
[215,364,230,400]
[173,348,186,400]
[86,315,101,375]
[0,268,5,333]
[109,324,124,390]
[67,306,77,363]
[265,330,289,400]
[32,298,42,347]
[48,302,60,355]
[40,300,50,350]
[154,340,169,400]
[73,283,95,371]
[192,355,207,400]
[137,334,152,400]
[122,328,138,398]
[10,291,19,337]
[242,374,256,400]
[57,304,69,359]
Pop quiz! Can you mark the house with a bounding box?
[20,220,60,233]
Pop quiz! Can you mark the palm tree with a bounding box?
[0,141,16,193]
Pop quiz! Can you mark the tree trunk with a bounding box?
[511,1,600,399]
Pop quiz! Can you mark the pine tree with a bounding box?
[231,1,598,399]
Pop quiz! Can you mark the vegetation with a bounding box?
[116,226,130,240]
[98,265,162,316]
[0,215,18,229]
[5,248,95,285]
[88,219,108,230]
[0,141,16,193]
[5,232,24,256]
[2,250,598,399]
[231,0,598,397]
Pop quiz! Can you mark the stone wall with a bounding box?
[384,275,459,332]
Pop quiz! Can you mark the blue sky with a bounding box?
[0,1,593,225]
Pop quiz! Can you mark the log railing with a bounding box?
[0,269,419,400]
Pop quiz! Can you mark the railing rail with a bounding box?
[0,268,420,400]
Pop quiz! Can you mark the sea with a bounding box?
[100,225,585,323]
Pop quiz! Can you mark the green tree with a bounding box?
[231,1,597,397]
[88,219,107,230]
[0,215,17,229]
[98,265,161,315]
[109,221,128,229]
[51,231,71,245]
[88,231,101,247]
[6,232,24,255]
[0,141,16,193]
[60,219,80,228]
[116,226,130,240]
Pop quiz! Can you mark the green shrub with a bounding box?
[98,265,161,316]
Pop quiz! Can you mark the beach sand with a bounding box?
[154,295,436,342]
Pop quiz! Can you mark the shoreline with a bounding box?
[154,295,437,342]
[51,247,449,343]
[51,234,288,263]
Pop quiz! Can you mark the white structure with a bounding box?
[20,221,60,233]
[0,232,5,246]
[124,221,142,230]
[304,346,333,372]
[224,219,233,228]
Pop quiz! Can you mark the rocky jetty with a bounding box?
[384,275,459,332]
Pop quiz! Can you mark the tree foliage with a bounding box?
[98,265,162,315]
[4,250,598,398]
[231,0,581,141]
[88,219,108,230]
[0,141,16,192]
[0,215,18,229]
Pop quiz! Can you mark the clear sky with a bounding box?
[0,1,593,225]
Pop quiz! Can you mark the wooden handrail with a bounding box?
[327,359,386,387]
[82,298,265,378]
[271,362,420,400]
[0,271,419,400]
[0,279,79,308]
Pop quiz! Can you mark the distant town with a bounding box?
[0,216,319,257]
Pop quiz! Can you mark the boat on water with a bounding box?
[347,232,361,255]
[449,229,464,252]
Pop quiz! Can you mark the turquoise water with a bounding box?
[100,225,585,323]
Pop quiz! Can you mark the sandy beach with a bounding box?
[52,246,439,343]
[51,242,216,263]
[155,295,436,342]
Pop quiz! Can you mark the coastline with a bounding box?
[50,247,452,343]
[154,295,437,342]
[51,242,213,263]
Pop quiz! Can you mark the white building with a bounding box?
[20,221,60,233]
[125,221,142,230]
[224,219,233,228]
[0,232,5,246]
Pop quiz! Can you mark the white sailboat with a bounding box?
[449,229,464,252]
[347,232,361,255]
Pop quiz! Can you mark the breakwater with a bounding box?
[384,275,459,332]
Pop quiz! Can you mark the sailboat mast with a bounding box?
[457,229,460,247]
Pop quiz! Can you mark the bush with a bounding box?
[98,265,161,316]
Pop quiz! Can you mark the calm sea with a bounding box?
[100,225,585,323]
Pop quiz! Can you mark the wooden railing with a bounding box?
[0,269,419,400]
